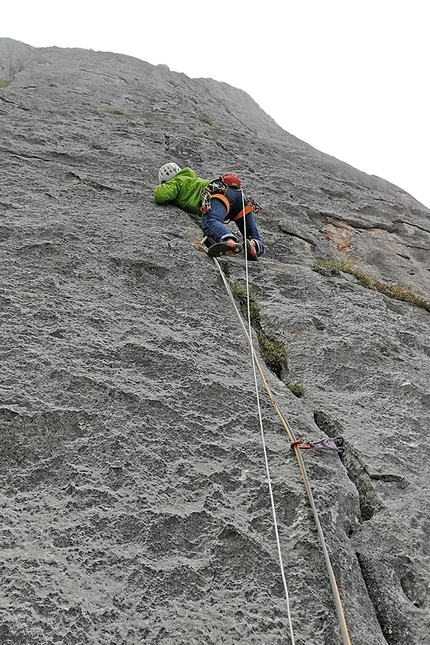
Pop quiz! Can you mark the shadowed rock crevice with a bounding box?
[341,448,384,522]
[278,220,318,246]
[355,550,425,645]
[313,411,382,523]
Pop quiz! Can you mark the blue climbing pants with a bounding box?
[201,187,264,256]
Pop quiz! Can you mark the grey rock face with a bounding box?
[0,38,34,81]
[1,38,429,644]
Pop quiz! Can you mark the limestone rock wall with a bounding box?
[1,39,429,644]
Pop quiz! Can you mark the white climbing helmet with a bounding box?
[158,162,181,184]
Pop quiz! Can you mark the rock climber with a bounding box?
[154,163,264,260]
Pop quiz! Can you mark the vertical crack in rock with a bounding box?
[313,411,382,522]
[313,411,390,641]
[313,412,430,644]
[340,447,384,523]
[355,551,421,645]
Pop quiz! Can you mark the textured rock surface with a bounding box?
[1,39,429,644]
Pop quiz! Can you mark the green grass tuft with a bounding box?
[313,258,430,312]
[199,114,215,127]
[288,382,305,398]
[0,80,10,88]
[230,281,261,326]
[231,280,287,378]
[105,107,133,117]
[258,334,287,378]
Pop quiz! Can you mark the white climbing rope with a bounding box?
[240,189,296,644]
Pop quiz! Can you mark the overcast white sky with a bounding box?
[3,1,429,208]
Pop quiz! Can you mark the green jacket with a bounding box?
[154,168,211,215]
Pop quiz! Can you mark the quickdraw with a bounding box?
[201,179,227,214]
[291,437,344,453]
[246,197,261,214]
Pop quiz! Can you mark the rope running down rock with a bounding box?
[206,188,352,645]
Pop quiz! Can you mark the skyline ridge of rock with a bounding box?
[1,37,428,206]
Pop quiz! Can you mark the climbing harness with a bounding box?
[200,177,261,221]
[291,437,344,453]
[230,201,255,223]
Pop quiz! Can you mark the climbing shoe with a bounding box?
[246,239,258,261]
[207,239,242,258]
